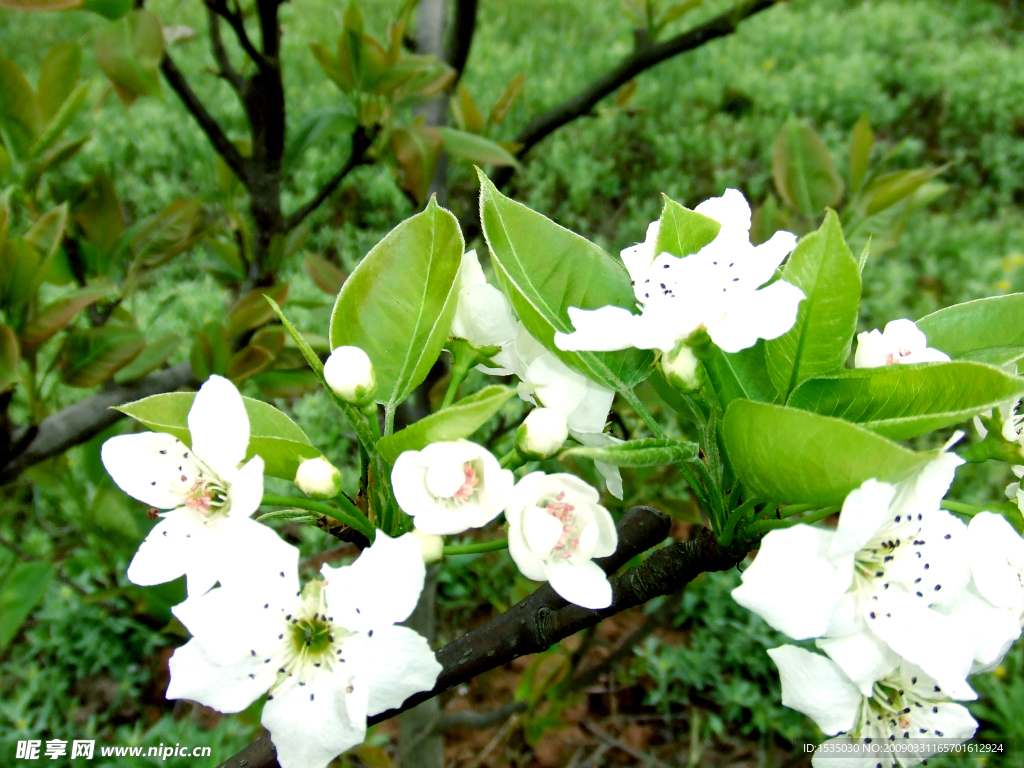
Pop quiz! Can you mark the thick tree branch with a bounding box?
[217,507,744,768]
[0,363,197,485]
[160,54,250,184]
[491,0,782,189]
[445,0,479,83]
[282,127,375,231]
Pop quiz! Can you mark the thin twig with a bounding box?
[206,6,245,92]
[583,722,676,768]
[208,0,271,70]
[464,714,516,768]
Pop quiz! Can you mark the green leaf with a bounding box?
[58,326,145,387]
[116,392,321,481]
[488,73,525,127]
[723,400,931,506]
[20,284,112,351]
[24,203,68,262]
[704,340,778,407]
[82,0,133,20]
[74,172,124,255]
[772,117,845,217]
[0,561,53,651]
[766,211,860,400]
[226,283,289,339]
[848,114,873,193]
[377,385,514,464]
[29,81,88,159]
[330,197,463,410]
[113,333,181,383]
[254,370,321,399]
[916,294,1024,367]
[860,167,946,217]
[0,55,41,160]
[789,362,1024,440]
[304,253,346,295]
[131,199,208,268]
[391,125,443,205]
[560,437,698,467]
[95,10,163,106]
[477,171,654,392]
[226,344,273,382]
[37,42,81,124]
[437,127,519,168]
[0,323,20,393]
[451,84,484,133]
[654,194,720,257]
[284,105,356,172]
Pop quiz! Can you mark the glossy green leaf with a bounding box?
[848,115,873,193]
[0,561,54,651]
[789,362,1024,440]
[310,41,353,91]
[304,253,346,295]
[131,199,208,268]
[861,167,945,217]
[654,195,720,258]
[560,437,698,467]
[226,283,289,339]
[437,127,519,168]
[766,211,860,400]
[254,370,321,399]
[773,117,844,217]
[29,81,88,159]
[37,43,81,124]
[226,344,273,382]
[95,10,163,106]
[377,385,514,464]
[20,285,112,351]
[478,171,654,391]
[0,55,41,159]
[113,333,181,383]
[330,197,463,409]
[58,326,145,387]
[704,340,778,407]
[392,125,443,205]
[488,73,525,127]
[916,294,1024,367]
[723,400,931,506]
[451,84,484,133]
[116,392,320,481]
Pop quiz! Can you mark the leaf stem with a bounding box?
[940,499,988,518]
[443,539,509,556]
[748,505,840,535]
[261,494,376,541]
[499,448,525,470]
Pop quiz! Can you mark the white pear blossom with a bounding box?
[411,528,445,564]
[506,472,618,609]
[965,511,1024,623]
[854,319,951,368]
[553,189,804,355]
[732,454,976,698]
[392,440,513,535]
[101,375,277,597]
[450,249,518,355]
[166,532,442,768]
[768,645,977,768]
[324,346,377,404]
[973,398,1024,505]
[295,457,343,499]
[516,407,569,459]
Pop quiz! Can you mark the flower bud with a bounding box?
[294,456,343,499]
[515,408,569,459]
[324,346,376,404]
[662,345,705,393]
[411,528,444,564]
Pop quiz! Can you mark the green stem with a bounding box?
[748,505,840,535]
[262,493,376,541]
[499,448,525,470]
[364,403,382,443]
[940,500,989,518]
[443,539,509,556]
[384,404,395,437]
[778,503,817,519]
[717,497,764,548]
[442,362,472,409]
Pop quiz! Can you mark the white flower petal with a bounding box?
[101,432,202,509]
[323,532,425,630]
[816,630,900,698]
[343,626,442,717]
[731,525,852,639]
[188,375,250,479]
[451,283,518,348]
[572,430,624,500]
[566,381,615,436]
[523,506,565,558]
[694,188,752,232]
[547,559,612,609]
[261,670,368,768]
[166,639,272,713]
[226,457,264,519]
[942,583,1021,673]
[555,306,639,352]
[883,319,929,354]
[457,248,486,290]
[707,279,804,353]
[968,511,1024,610]
[830,479,898,560]
[811,738,879,768]
[767,645,862,736]
[126,509,198,589]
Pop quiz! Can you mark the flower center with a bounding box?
[544,492,580,558]
[183,477,228,516]
[883,348,913,365]
[425,461,480,504]
[852,680,950,744]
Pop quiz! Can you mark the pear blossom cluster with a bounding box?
[102,377,442,768]
[732,453,1024,765]
[854,319,950,368]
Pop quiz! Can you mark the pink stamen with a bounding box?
[185,479,214,516]
[452,463,479,503]
[545,492,579,557]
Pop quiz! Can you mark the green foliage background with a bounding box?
[3,0,1024,764]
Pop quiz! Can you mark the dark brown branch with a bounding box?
[282,127,374,231]
[492,0,782,188]
[0,363,197,485]
[206,6,245,93]
[217,507,744,768]
[207,0,270,71]
[445,0,479,83]
[160,54,250,184]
